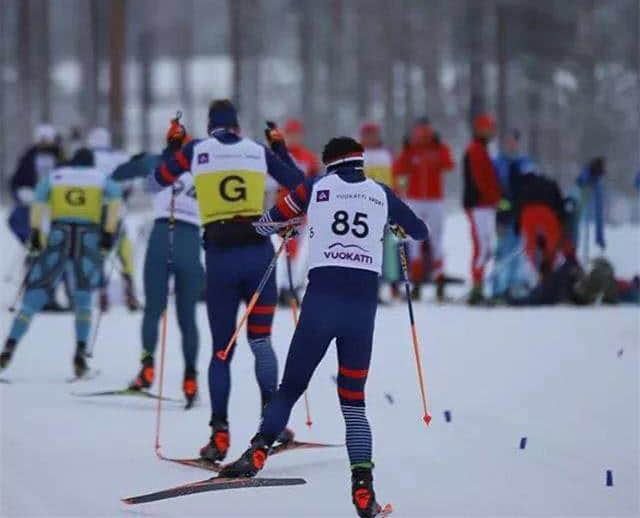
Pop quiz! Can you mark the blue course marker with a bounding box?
[384,393,394,404]
[519,437,527,450]
[444,410,451,422]
[606,470,613,486]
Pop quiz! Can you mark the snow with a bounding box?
[1,211,638,518]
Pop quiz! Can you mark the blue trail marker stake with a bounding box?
[444,410,451,422]
[606,470,613,487]
[519,437,527,450]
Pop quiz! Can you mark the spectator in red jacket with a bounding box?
[393,118,455,300]
[463,114,502,304]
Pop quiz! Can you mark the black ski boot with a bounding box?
[435,275,446,302]
[199,417,230,462]
[467,281,485,306]
[129,354,154,390]
[352,466,382,518]
[99,289,109,312]
[218,434,270,478]
[0,339,16,370]
[73,341,89,378]
[183,367,198,409]
[123,274,141,311]
[410,283,421,301]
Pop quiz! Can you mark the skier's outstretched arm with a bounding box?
[255,178,313,235]
[382,184,429,241]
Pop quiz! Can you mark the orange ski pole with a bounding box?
[216,230,292,362]
[398,241,432,426]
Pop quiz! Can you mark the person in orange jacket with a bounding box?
[283,119,321,179]
[463,114,502,304]
[393,117,454,300]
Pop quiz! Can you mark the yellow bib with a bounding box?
[195,170,266,224]
[48,167,106,223]
[365,165,392,186]
[50,185,103,223]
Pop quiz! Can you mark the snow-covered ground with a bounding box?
[0,211,638,517]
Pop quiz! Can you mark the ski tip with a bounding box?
[121,497,133,505]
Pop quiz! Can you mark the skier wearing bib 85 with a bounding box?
[220,137,429,518]
[151,100,305,460]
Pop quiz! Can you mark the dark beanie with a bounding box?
[208,99,239,132]
[321,137,364,172]
[69,148,95,167]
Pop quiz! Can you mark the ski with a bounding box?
[122,476,306,505]
[71,388,180,402]
[0,378,10,384]
[160,440,343,472]
[66,369,101,383]
[374,503,393,517]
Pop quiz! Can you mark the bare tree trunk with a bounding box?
[138,31,152,151]
[109,0,126,147]
[178,0,195,125]
[78,0,100,128]
[496,3,508,143]
[326,0,343,136]
[17,0,32,145]
[34,0,51,123]
[229,0,242,107]
[576,0,597,161]
[383,0,398,143]
[300,0,317,135]
[354,3,369,121]
[469,0,487,122]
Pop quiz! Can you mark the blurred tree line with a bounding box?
[0,0,638,201]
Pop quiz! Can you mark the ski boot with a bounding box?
[0,339,16,370]
[73,341,89,378]
[218,433,269,478]
[129,354,154,390]
[467,282,485,306]
[435,274,446,302]
[200,417,230,462]
[99,289,109,312]
[352,466,383,518]
[278,288,295,308]
[410,283,421,301]
[183,367,198,409]
[123,274,141,311]
[275,427,295,445]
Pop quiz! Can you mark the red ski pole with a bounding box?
[285,249,312,427]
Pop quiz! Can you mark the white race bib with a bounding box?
[153,173,200,226]
[306,174,388,274]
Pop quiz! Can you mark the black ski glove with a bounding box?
[28,230,43,257]
[100,231,115,253]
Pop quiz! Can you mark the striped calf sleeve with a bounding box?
[340,404,373,465]
[248,337,278,407]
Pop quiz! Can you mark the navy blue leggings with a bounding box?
[260,267,378,465]
[205,239,278,421]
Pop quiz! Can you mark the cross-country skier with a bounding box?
[0,148,122,377]
[113,116,204,407]
[218,137,428,518]
[86,127,141,311]
[151,100,305,461]
[462,114,502,305]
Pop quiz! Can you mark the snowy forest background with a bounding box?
[0,0,638,215]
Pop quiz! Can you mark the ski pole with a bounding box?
[8,258,37,313]
[285,246,312,428]
[155,183,179,457]
[216,229,293,361]
[398,240,432,426]
[154,308,169,457]
[86,231,124,358]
